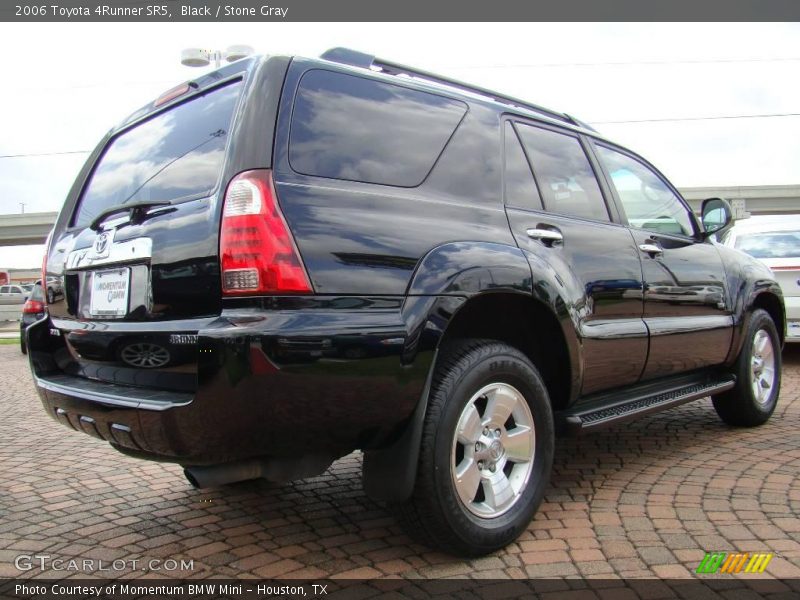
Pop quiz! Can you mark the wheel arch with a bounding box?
[434,291,573,412]
[751,290,785,346]
[364,241,579,503]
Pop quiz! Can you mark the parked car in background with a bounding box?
[721,215,800,342]
[20,281,46,354]
[0,284,28,304]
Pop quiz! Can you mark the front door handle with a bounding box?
[526,228,563,245]
[639,243,663,257]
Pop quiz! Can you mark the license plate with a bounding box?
[89,268,130,318]
[788,321,800,337]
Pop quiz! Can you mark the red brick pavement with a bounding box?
[1,346,798,580]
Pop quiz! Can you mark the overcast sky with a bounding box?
[0,22,798,267]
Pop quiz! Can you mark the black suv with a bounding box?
[29,49,784,556]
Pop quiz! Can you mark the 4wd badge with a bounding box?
[92,230,114,258]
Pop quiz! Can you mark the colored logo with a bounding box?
[696,552,773,574]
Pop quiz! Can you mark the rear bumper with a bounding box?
[29,297,438,465]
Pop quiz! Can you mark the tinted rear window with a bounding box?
[73,80,242,228]
[289,70,467,187]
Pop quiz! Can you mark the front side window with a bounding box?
[289,70,467,187]
[596,145,695,237]
[73,80,243,228]
[515,124,609,222]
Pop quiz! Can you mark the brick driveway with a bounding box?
[1,345,799,580]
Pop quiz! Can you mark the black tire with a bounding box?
[20,337,27,355]
[396,339,554,556]
[712,309,781,427]
[47,288,55,304]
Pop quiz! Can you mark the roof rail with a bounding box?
[319,47,596,132]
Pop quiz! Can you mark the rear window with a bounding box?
[735,231,800,259]
[73,80,243,228]
[289,70,467,187]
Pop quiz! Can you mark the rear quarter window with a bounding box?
[72,80,243,228]
[288,69,467,187]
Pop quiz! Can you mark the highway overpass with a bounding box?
[1,184,798,247]
[0,211,58,246]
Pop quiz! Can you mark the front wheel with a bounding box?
[713,309,781,427]
[396,339,554,556]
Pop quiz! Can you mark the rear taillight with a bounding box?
[220,169,312,295]
[23,299,45,315]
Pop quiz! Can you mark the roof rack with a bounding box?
[319,47,596,132]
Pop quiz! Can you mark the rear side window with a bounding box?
[289,70,467,187]
[504,122,542,211]
[73,80,243,228]
[516,124,609,222]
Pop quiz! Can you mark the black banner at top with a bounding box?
[2,0,800,22]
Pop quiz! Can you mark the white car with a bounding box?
[720,215,800,342]
[0,284,28,305]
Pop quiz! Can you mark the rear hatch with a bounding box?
[41,75,246,393]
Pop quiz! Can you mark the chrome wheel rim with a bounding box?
[450,382,535,518]
[120,343,170,368]
[750,329,776,405]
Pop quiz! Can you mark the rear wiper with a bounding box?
[89,200,173,231]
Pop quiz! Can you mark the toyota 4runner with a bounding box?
[28,48,785,556]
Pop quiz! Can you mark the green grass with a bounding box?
[0,337,20,345]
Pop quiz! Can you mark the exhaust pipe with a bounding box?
[184,460,266,489]
[184,454,333,489]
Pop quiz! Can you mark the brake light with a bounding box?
[220,170,312,295]
[155,83,191,107]
[23,299,45,315]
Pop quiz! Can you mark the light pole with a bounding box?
[180,45,255,69]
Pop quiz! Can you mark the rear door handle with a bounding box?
[526,228,563,245]
[638,243,663,257]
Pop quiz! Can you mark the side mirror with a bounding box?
[701,197,733,239]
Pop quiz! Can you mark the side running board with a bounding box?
[558,375,736,435]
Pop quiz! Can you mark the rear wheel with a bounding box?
[396,339,554,556]
[713,309,781,427]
